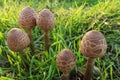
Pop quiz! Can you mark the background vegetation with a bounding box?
[0,0,120,80]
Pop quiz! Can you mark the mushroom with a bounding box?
[7,28,30,52]
[7,28,30,70]
[56,49,76,80]
[18,6,37,53]
[36,9,55,50]
[80,30,107,80]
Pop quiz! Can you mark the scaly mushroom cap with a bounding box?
[36,9,55,31]
[80,30,107,58]
[56,49,76,74]
[18,6,36,30]
[7,28,30,52]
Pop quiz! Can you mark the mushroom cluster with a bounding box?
[6,6,55,78]
[56,49,76,80]
[80,30,107,80]
[6,5,108,80]
[7,28,30,52]
[7,7,55,52]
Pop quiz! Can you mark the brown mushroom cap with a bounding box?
[36,9,55,31]
[56,49,76,74]
[80,30,107,58]
[7,28,30,52]
[18,6,36,30]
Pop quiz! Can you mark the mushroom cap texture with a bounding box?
[56,49,76,74]
[18,6,36,29]
[80,30,107,58]
[7,28,30,52]
[36,9,55,31]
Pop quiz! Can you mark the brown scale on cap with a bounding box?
[7,28,30,52]
[36,9,55,31]
[18,6,36,30]
[80,30,107,58]
[56,49,76,80]
[80,30,107,80]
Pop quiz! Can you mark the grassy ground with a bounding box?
[0,0,120,80]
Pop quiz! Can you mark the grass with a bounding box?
[0,0,120,80]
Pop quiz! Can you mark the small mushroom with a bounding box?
[18,6,37,54]
[36,9,55,50]
[7,28,30,52]
[80,30,107,80]
[56,49,76,80]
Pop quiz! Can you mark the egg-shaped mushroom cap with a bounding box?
[56,49,76,74]
[7,28,30,52]
[36,9,55,31]
[18,6,36,30]
[80,30,107,58]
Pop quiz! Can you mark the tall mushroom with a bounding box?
[80,30,107,80]
[7,28,30,52]
[36,9,55,50]
[18,6,36,54]
[56,49,76,80]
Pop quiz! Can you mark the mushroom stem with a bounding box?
[28,28,34,55]
[84,57,94,80]
[44,30,50,51]
[62,73,69,80]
